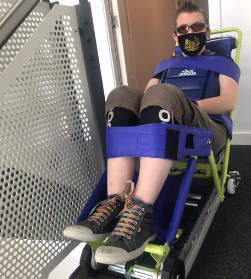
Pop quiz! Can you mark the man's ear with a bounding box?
[173,32,178,44]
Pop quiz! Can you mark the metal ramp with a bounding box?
[0,1,105,278]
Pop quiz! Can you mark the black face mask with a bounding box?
[178,32,207,56]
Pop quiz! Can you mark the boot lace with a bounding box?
[88,197,118,225]
[112,181,144,239]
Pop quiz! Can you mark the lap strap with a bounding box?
[106,123,212,161]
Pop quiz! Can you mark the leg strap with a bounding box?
[106,123,212,161]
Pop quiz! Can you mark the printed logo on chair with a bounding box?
[179,69,197,76]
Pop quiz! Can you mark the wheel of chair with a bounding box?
[79,244,105,273]
[227,178,236,194]
[160,257,185,279]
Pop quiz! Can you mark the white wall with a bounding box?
[209,0,251,145]
[88,0,117,97]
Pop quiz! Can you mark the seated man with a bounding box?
[64,2,239,265]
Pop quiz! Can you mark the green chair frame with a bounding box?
[171,27,242,202]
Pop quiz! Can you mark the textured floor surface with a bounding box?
[188,145,251,279]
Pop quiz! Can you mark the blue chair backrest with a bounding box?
[174,36,237,57]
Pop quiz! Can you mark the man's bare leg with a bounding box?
[107,157,136,199]
[95,157,172,264]
[133,157,173,204]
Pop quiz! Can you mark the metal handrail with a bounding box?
[0,0,24,29]
[0,0,39,48]
[211,27,242,65]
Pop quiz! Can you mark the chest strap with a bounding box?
[153,55,240,84]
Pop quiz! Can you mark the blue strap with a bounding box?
[106,123,212,161]
[153,55,240,83]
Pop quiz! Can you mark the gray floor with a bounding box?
[188,145,251,279]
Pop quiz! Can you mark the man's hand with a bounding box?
[196,74,238,114]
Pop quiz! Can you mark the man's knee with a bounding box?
[141,83,184,110]
[139,84,184,124]
[105,86,143,116]
[105,86,143,127]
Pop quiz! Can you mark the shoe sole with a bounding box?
[95,234,156,264]
[63,225,110,242]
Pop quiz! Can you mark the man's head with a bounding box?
[173,2,210,56]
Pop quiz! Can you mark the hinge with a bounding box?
[111,15,119,28]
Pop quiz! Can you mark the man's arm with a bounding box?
[197,74,238,114]
[144,78,160,93]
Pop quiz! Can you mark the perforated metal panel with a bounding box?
[0,4,104,279]
[0,2,50,75]
[0,0,17,22]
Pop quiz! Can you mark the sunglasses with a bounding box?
[176,22,208,35]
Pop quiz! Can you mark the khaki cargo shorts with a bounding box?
[105,84,227,154]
